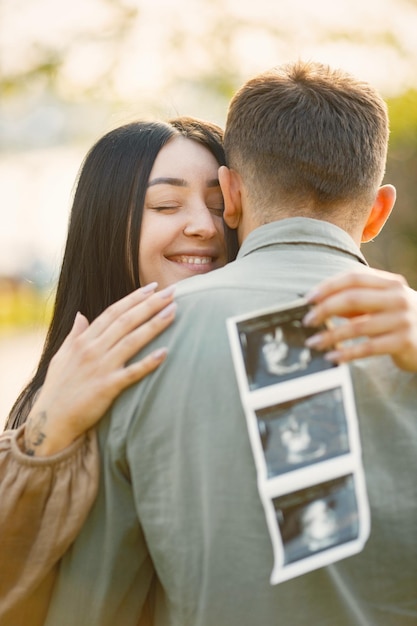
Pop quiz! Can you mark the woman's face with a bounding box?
[139,136,228,289]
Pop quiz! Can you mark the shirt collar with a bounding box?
[237,217,368,266]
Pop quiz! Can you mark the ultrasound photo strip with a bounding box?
[227,298,370,584]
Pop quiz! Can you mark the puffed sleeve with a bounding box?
[0,425,99,625]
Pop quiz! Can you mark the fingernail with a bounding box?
[157,302,177,318]
[305,334,323,348]
[324,351,341,362]
[305,289,320,303]
[152,347,168,360]
[158,285,176,298]
[142,282,158,293]
[303,310,317,326]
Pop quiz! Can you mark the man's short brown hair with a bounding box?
[224,61,389,222]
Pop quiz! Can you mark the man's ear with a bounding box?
[361,184,396,243]
[218,165,243,229]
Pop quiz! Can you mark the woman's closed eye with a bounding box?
[206,190,224,217]
[149,203,181,213]
[207,205,224,217]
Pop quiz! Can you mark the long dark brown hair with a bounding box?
[7,116,238,429]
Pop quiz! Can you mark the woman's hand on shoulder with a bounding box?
[24,283,176,456]
[302,268,417,371]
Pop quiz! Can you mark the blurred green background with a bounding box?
[1,0,417,419]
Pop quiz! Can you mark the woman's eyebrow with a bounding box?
[147,178,220,188]
[147,177,187,188]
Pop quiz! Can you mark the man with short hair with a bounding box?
[44,61,417,626]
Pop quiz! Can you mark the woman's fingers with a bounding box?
[84,285,175,353]
[71,291,176,375]
[54,292,177,389]
[85,282,159,339]
[320,327,417,371]
[303,269,417,371]
[108,301,177,368]
[306,268,408,303]
[108,347,169,395]
[25,294,177,456]
[305,271,410,325]
[104,286,176,349]
[304,289,409,329]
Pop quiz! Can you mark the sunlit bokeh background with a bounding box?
[1,0,417,424]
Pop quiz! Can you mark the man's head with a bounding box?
[221,60,395,244]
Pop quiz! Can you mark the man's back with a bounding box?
[44,219,417,626]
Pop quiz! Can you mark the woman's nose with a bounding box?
[183,204,218,239]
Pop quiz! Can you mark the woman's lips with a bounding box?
[167,254,217,272]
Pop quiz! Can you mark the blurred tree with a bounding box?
[3,0,417,146]
[1,0,417,285]
[364,90,417,287]
[0,0,141,147]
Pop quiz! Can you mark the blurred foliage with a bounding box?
[2,0,417,295]
[364,89,417,288]
[0,1,139,102]
[0,279,53,333]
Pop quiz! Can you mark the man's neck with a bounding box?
[238,214,364,249]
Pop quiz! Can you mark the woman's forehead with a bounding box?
[149,136,220,182]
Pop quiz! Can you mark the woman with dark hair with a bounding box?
[7,116,236,433]
[0,116,237,623]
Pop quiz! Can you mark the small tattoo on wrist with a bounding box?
[24,411,48,456]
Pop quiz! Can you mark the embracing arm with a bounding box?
[0,426,98,620]
[22,283,176,456]
[303,267,417,371]
[0,284,176,623]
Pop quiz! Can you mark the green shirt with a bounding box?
[45,218,417,626]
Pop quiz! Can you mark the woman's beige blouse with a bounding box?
[0,425,99,626]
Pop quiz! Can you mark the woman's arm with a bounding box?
[0,427,98,623]
[303,268,417,371]
[0,284,176,623]
[23,283,176,456]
